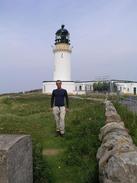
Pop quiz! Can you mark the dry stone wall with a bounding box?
[97,100,137,183]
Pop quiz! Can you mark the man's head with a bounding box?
[56,80,62,89]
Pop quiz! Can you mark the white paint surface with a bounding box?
[53,49,71,81]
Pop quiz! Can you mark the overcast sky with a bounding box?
[0,0,137,93]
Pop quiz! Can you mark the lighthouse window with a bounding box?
[79,85,82,91]
[57,35,61,39]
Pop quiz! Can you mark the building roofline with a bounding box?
[43,79,137,83]
[43,80,75,83]
[111,79,137,83]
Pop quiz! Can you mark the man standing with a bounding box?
[51,80,69,137]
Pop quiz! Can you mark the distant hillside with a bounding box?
[0,88,42,96]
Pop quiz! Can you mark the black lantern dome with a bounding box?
[55,25,70,45]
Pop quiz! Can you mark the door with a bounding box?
[133,87,136,95]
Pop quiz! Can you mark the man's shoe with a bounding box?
[60,133,65,137]
[55,131,60,137]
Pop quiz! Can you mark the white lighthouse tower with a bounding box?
[53,25,71,81]
[42,25,75,94]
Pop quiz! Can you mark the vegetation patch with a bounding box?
[0,93,105,183]
[114,102,137,145]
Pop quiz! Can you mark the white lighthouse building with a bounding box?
[42,25,75,94]
[53,25,71,81]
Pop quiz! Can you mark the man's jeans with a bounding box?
[53,106,66,134]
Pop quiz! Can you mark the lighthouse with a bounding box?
[53,25,72,81]
[42,25,98,95]
[42,25,75,94]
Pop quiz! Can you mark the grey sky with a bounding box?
[0,0,137,93]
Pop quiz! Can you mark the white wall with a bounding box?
[53,51,71,81]
[75,82,94,94]
[116,82,137,94]
[42,81,76,94]
[43,81,137,95]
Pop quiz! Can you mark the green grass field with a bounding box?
[114,103,137,145]
[0,93,105,183]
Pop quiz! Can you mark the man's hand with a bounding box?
[49,108,53,112]
[65,108,69,112]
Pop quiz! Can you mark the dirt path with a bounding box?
[43,148,64,156]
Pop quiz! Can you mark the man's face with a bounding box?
[56,81,62,89]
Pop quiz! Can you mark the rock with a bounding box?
[99,122,125,141]
[105,111,121,123]
[100,152,137,183]
[0,135,33,183]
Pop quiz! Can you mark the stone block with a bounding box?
[0,135,33,183]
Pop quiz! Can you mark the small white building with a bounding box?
[74,81,94,95]
[73,80,137,95]
[114,80,137,95]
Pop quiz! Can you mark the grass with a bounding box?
[114,102,137,145]
[0,93,105,183]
